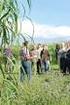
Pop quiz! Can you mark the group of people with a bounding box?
[20,41,50,81]
[55,42,70,75]
[4,41,70,82]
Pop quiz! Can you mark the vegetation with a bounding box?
[0,43,70,105]
[0,0,31,77]
[0,0,70,105]
[0,70,70,105]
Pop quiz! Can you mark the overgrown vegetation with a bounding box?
[0,70,70,105]
[0,0,70,105]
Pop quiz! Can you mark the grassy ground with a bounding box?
[0,67,70,105]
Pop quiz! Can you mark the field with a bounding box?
[0,44,70,105]
[0,69,70,105]
[1,0,70,104]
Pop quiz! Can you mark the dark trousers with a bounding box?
[62,57,70,74]
[37,59,41,74]
[62,58,66,74]
[65,58,70,73]
[60,57,66,72]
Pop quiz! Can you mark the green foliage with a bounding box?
[27,0,31,9]
[48,44,57,65]
[12,45,20,60]
[1,1,69,105]
[0,0,18,46]
[0,0,31,79]
[0,71,70,105]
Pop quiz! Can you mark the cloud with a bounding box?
[18,19,70,39]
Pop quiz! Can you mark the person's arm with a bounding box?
[26,54,34,60]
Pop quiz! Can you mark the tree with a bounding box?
[0,0,31,78]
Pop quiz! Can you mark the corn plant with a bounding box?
[0,0,31,104]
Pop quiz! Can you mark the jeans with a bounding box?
[41,60,49,72]
[20,60,32,82]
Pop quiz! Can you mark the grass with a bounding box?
[51,64,59,70]
[0,68,70,105]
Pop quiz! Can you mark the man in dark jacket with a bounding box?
[65,49,70,74]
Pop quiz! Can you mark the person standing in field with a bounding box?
[30,45,38,75]
[3,44,14,73]
[58,43,66,73]
[55,44,60,63]
[20,41,33,82]
[36,44,42,74]
[3,44,15,80]
[41,45,50,72]
[63,42,70,74]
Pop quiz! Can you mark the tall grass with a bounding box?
[0,70,70,105]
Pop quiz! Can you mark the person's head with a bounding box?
[23,41,28,48]
[37,43,41,49]
[60,42,66,50]
[56,44,60,49]
[44,44,48,50]
[41,44,45,49]
[67,41,70,48]
[33,45,37,50]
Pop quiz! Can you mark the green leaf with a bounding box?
[0,64,5,78]
[27,0,31,9]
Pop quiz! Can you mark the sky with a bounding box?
[29,0,70,26]
[18,0,70,43]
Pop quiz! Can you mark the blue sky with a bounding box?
[29,0,70,26]
[18,0,70,43]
